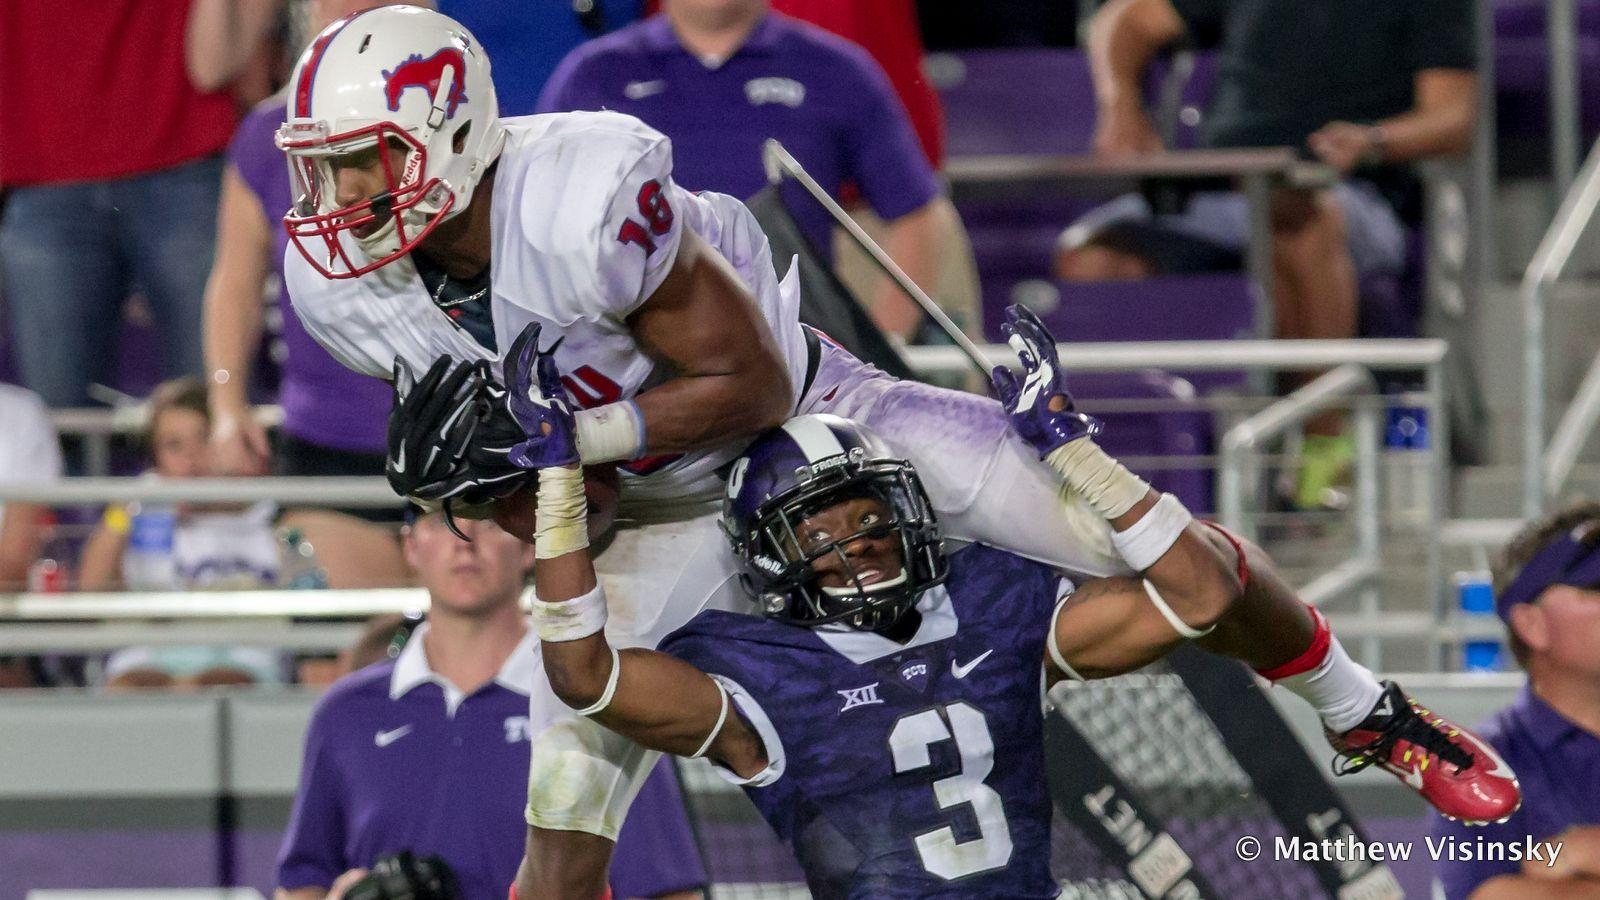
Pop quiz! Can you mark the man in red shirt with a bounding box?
[0,0,239,407]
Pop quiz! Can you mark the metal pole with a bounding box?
[1426,357,1451,671]
[1241,172,1277,340]
[1549,0,1582,197]
[761,139,992,381]
[1353,399,1382,669]
[1519,137,1600,517]
[1472,0,1498,306]
[1543,352,1600,498]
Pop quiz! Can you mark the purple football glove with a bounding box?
[989,304,1103,458]
[502,322,580,470]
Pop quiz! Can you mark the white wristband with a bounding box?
[690,679,731,759]
[576,401,646,464]
[574,645,622,717]
[1143,580,1215,639]
[1110,492,1194,571]
[1047,593,1086,682]
[1043,438,1148,519]
[532,582,608,642]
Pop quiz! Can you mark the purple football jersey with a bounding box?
[662,543,1062,899]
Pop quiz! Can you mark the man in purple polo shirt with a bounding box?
[1432,501,1600,900]
[536,0,944,342]
[275,510,706,900]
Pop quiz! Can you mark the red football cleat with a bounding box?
[1327,681,1521,825]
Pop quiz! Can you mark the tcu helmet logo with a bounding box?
[382,48,470,118]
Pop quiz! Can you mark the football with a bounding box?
[489,464,621,543]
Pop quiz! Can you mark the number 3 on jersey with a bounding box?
[889,702,1014,880]
[616,180,674,255]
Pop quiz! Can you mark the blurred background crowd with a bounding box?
[3,0,1531,621]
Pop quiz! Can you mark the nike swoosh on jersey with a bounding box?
[374,725,414,748]
[951,649,994,679]
[624,80,667,100]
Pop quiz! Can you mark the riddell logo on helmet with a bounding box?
[382,48,469,118]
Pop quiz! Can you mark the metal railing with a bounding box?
[1217,365,1386,665]
[1520,136,1600,516]
[7,339,1458,665]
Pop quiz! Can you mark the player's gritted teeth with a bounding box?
[799,497,907,591]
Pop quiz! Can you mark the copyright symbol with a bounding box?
[1235,836,1260,860]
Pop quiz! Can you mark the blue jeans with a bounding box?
[0,156,222,406]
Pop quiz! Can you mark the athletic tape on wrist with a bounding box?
[689,679,731,759]
[532,582,608,643]
[1043,438,1147,519]
[576,401,646,464]
[1110,493,1194,571]
[534,465,589,560]
[1046,593,1087,682]
[574,644,622,717]
[1143,580,1215,639]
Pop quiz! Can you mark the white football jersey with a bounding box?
[286,111,811,505]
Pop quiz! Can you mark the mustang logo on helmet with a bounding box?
[382,48,470,118]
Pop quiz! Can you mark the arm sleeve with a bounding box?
[838,44,940,222]
[705,674,787,788]
[658,629,787,787]
[1406,0,1476,72]
[281,247,397,380]
[589,134,687,318]
[274,704,349,890]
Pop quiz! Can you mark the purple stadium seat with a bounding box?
[1067,370,1215,514]
[937,49,1100,157]
[983,274,1257,344]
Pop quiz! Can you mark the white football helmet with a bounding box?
[276,5,506,278]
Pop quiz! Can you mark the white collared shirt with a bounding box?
[388,621,539,717]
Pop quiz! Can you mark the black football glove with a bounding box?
[385,355,534,536]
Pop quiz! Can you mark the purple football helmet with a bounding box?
[722,414,947,631]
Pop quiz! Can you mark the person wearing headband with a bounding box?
[1432,502,1600,900]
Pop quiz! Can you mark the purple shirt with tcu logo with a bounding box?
[536,13,940,258]
[228,99,390,454]
[276,625,706,899]
[1431,687,1600,899]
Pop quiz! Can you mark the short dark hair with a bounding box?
[143,376,210,451]
[1493,499,1600,668]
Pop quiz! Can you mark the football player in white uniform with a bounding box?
[275,7,1520,895]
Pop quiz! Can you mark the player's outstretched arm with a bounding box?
[531,466,768,777]
[620,229,793,455]
[508,327,768,777]
[993,305,1241,633]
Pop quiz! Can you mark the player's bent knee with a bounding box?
[525,718,651,840]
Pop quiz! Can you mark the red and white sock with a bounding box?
[1255,607,1384,733]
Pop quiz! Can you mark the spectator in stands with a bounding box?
[537,0,954,343]
[79,377,406,592]
[0,0,238,407]
[770,0,985,349]
[1059,0,1476,506]
[0,383,60,592]
[203,0,411,489]
[438,0,645,116]
[275,509,706,900]
[1432,502,1600,899]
